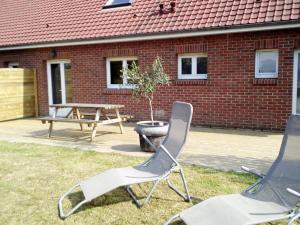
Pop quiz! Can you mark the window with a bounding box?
[8,62,19,68]
[255,50,278,78]
[103,0,132,9]
[178,54,208,80]
[106,57,137,89]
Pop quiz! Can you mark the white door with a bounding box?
[47,60,72,115]
[293,51,300,115]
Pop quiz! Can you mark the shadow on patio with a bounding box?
[0,118,283,171]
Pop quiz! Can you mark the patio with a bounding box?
[0,118,283,172]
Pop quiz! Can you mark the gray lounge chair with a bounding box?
[165,115,300,225]
[58,101,193,219]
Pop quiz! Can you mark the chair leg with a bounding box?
[58,184,88,219]
[287,211,300,225]
[164,214,181,225]
[126,180,160,207]
[167,168,191,202]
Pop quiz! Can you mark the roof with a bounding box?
[0,0,300,48]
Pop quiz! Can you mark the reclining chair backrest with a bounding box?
[246,115,300,208]
[146,102,193,174]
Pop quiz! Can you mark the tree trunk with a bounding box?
[148,97,154,123]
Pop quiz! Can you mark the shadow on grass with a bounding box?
[111,144,143,153]
[163,196,202,225]
[64,184,201,217]
[65,188,132,216]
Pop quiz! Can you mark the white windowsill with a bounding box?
[255,73,278,79]
[178,74,207,80]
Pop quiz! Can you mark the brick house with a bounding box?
[0,0,300,130]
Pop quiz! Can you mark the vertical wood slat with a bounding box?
[33,69,39,117]
[0,68,38,121]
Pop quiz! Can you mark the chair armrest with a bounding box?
[287,188,300,198]
[141,134,179,167]
[241,166,265,178]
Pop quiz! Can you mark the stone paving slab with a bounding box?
[0,119,283,172]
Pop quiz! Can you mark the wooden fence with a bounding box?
[0,69,37,121]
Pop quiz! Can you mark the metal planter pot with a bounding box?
[135,121,169,152]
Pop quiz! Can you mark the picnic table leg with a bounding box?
[91,123,97,142]
[48,121,53,138]
[91,109,101,142]
[75,107,83,131]
[101,109,110,120]
[115,108,124,134]
[48,106,57,138]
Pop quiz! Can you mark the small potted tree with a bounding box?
[124,56,170,152]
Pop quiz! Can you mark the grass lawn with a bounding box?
[0,141,298,225]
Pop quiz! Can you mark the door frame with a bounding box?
[47,60,70,113]
[292,50,300,115]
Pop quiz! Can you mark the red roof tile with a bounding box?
[0,0,299,47]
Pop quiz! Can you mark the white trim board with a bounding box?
[292,50,300,115]
[0,23,300,51]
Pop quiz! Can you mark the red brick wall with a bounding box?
[1,28,300,130]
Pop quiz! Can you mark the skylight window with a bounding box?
[103,0,132,9]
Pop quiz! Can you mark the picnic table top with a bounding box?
[50,103,125,109]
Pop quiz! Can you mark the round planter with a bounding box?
[135,121,169,152]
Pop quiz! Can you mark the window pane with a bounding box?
[127,60,138,84]
[197,57,207,74]
[127,60,138,70]
[110,61,123,84]
[297,54,300,114]
[111,0,130,5]
[51,64,62,104]
[258,52,277,73]
[181,58,192,74]
[64,63,72,103]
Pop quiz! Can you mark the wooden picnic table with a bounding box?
[39,103,126,142]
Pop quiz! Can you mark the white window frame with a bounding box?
[105,0,132,7]
[178,53,208,80]
[47,60,70,115]
[8,62,19,68]
[292,50,300,115]
[255,50,279,79]
[106,57,137,89]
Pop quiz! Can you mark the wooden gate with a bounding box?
[0,69,37,121]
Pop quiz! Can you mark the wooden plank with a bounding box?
[81,112,133,120]
[33,69,39,117]
[50,103,125,109]
[38,117,100,124]
[100,118,123,125]
[0,68,36,121]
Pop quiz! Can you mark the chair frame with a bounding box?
[164,165,300,225]
[125,134,191,207]
[58,134,191,219]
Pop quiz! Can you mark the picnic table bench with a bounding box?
[38,103,128,142]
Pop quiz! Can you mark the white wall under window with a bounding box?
[106,57,137,89]
[178,54,208,80]
[255,50,278,78]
